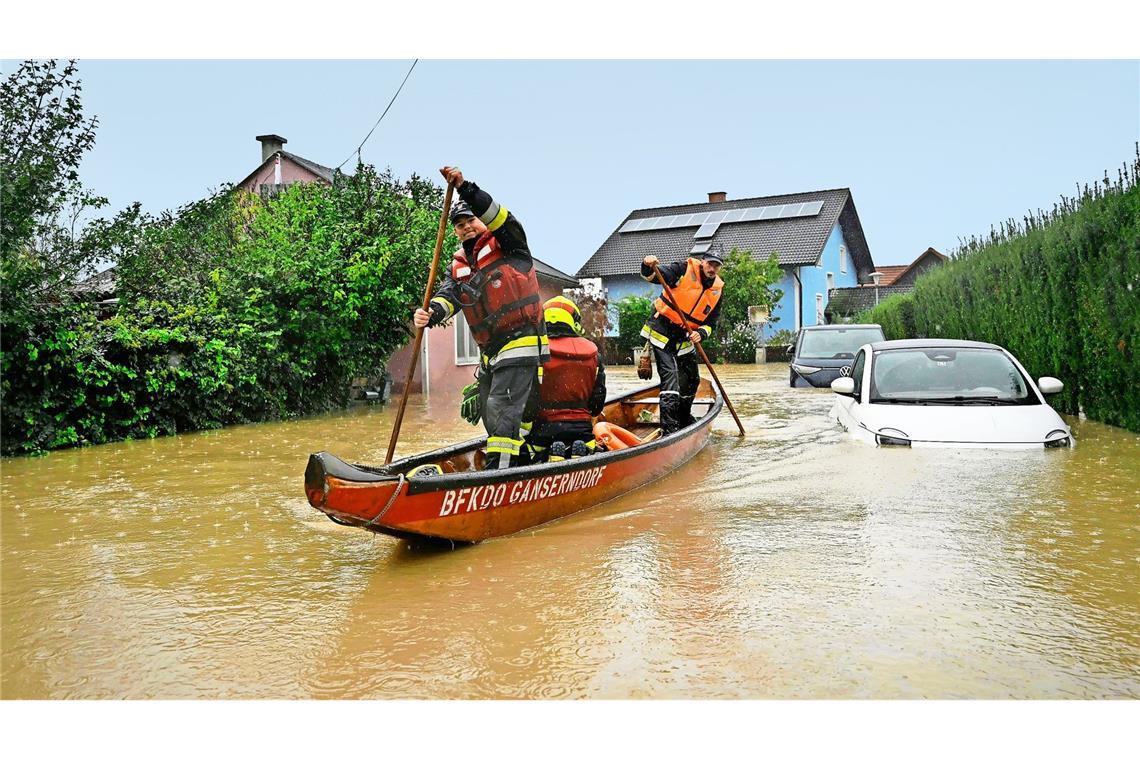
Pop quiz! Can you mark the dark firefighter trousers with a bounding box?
[478,363,539,469]
[652,345,700,435]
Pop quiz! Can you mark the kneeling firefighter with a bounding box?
[414,167,548,470]
[524,296,607,463]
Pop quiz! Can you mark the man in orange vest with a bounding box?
[414,167,548,470]
[639,250,724,435]
[524,296,607,463]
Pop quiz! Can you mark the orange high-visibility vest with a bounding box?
[654,257,723,328]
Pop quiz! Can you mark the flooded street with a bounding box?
[2,363,1138,698]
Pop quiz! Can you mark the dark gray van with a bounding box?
[790,324,885,388]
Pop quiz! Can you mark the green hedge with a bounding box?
[858,153,1140,432]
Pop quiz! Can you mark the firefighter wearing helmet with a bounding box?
[524,296,607,463]
[414,167,547,470]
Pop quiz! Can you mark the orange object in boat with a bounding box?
[594,421,643,450]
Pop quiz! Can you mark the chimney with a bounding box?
[708,191,727,203]
[256,134,287,163]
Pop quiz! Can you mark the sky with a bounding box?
[10,59,1139,274]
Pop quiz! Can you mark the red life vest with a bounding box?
[450,231,542,348]
[537,335,599,424]
[654,257,723,328]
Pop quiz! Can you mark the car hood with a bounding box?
[792,357,855,369]
[857,402,1070,444]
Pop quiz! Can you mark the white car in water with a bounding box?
[828,339,1073,449]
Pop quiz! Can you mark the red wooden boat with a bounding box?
[304,379,722,543]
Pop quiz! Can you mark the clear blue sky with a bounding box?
[22,59,1140,272]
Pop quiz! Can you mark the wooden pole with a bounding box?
[385,184,454,464]
[651,262,746,437]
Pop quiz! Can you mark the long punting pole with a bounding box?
[385,184,455,464]
[650,262,746,437]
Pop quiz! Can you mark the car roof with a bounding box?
[800,323,883,332]
[867,338,1003,351]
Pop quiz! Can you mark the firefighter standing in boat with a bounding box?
[413,167,547,469]
[639,250,724,435]
[525,296,607,463]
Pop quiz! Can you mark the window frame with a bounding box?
[454,311,481,365]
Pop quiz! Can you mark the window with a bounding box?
[839,245,848,274]
[815,294,824,325]
[455,312,480,365]
[826,272,835,291]
[851,350,866,401]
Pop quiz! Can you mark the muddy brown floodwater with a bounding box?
[2,364,1138,698]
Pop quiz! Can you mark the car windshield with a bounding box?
[869,348,1039,405]
[798,328,884,360]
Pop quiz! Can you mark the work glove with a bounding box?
[460,380,481,425]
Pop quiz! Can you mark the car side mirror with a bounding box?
[1038,377,1063,395]
[831,377,855,396]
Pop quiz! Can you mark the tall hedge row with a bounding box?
[859,153,1140,432]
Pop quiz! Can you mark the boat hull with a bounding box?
[305,382,721,542]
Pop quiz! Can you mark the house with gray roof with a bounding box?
[576,189,877,340]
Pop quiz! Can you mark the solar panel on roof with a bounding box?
[691,242,712,254]
[617,199,828,234]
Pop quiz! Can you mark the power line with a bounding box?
[336,59,419,171]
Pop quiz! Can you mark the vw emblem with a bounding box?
[839,365,851,377]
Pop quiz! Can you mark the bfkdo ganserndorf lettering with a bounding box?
[439,465,608,516]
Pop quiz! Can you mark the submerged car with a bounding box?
[828,339,1073,449]
[790,324,886,388]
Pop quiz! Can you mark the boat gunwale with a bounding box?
[313,382,724,496]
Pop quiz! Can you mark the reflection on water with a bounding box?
[2,365,1138,698]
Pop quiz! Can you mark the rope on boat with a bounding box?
[366,473,406,527]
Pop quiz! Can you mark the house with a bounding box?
[387,257,580,399]
[236,134,336,197]
[575,189,876,341]
[825,247,948,322]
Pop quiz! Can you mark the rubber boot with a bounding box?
[548,441,568,463]
[660,394,682,435]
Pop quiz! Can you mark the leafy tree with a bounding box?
[560,279,612,343]
[1,59,105,296]
[1,59,108,454]
[716,248,783,332]
[614,294,654,359]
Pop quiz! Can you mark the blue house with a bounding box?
[576,189,876,340]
